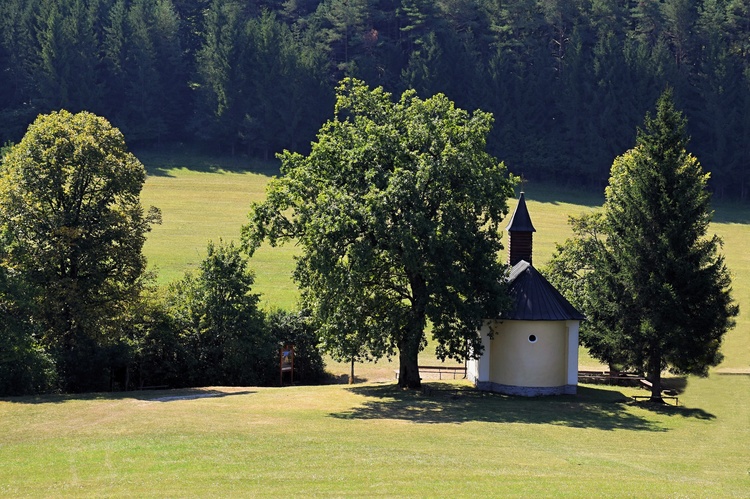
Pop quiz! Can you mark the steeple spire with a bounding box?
[506,192,536,265]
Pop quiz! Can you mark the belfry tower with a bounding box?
[506,192,536,265]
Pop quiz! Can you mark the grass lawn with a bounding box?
[138,151,300,310]
[0,377,748,496]
[9,151,741,496]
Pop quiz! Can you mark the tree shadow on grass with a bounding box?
[627,376,716,420]
[629,400,716,420]
[710,201,750,225]
[661,376,689,394]
[4,388,255,405]
[518,183,750,225]
[145,162,279,178]
[134,145,280,178]
[520,183,604,208]
[329,383,665,431]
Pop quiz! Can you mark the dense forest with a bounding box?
[2,0,750,197]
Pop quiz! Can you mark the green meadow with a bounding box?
[1,378,748,497]
[137,151,299,311]
[1,154,748,496]
[138,155,748,370]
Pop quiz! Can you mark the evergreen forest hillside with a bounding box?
[2,0,750,198]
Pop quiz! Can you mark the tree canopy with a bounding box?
[1,110,337,396]
[0,110,160,391]
[547,90,738,401]
[163,240,272,386]
[2,0,750,198]
[243,78,516,388]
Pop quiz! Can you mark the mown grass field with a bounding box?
[1,378,748,496]
[1,153,748,497]
[137,150,298,311]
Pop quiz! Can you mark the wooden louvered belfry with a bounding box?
[506,192,536,266]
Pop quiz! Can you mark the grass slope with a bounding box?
[0,378,748,496]
[138,152,299,310]
[139,158,748,370]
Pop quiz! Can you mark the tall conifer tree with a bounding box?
[549,89,738,401]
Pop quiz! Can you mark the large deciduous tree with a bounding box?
[243,78,516,389]
[0,110,160,391]
[547,89,738,401]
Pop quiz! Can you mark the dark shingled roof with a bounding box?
[506,192,536,232]
[502,260,585,321]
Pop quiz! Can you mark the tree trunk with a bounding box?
[397,341,421,389]
[647,350,664,403]
[608,362,618,380]
[397,272,427,389]
[349,357,355,385]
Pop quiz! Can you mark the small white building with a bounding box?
[467,193,584,396]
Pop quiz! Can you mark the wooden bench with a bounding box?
[394,365,467,380]
[632,378,679,405]
[578,370,646,385]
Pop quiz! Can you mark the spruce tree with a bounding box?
[549,89,738,402]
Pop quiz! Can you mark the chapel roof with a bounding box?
[505,192,536,232]
[502,260,585,321]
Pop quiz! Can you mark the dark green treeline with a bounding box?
[2,0,749,198]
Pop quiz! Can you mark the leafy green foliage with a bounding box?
[0,142,13,159]
[266,309,327,384]
[0,110,159,392]
[244,78,516,388]
[547,90,739,400]
[2,0,750,197]
[164,240,275,386]
[0,242,57,396]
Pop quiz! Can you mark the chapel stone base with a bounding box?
[475,381,576,396]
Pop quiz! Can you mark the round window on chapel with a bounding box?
[528,335,537,343]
